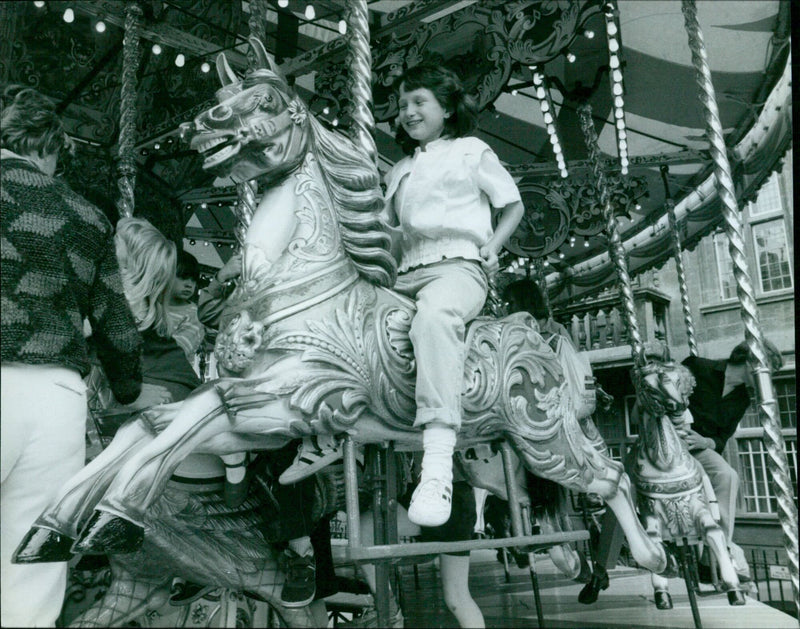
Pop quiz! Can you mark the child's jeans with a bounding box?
[394,258,488,430]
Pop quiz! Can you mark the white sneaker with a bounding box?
[279,436,343,485]
[407,478,452,527]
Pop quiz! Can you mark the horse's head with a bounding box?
[635,361,695,428]
[181,37,310,184]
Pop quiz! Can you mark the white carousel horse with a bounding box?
[630,361,745,608]
[14,37,667,626]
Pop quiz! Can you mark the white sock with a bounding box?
[222,452,247,483]
[288,536,314,558]
[420,424,457,486]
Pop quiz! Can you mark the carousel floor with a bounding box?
[388,549,797,629]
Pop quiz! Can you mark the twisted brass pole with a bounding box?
[116,1,143,218]
[661,166,698,356]
[682,0,798,610]
[578,103,645,368]
[532,258,552,315]
[232,0,270,248]
[344,0,377,165]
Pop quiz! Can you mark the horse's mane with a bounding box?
[307,114,397,288]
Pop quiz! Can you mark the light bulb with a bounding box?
[278,0,289,6]
[609,55,620,69]
[584,29,595,39]
[175,53,185,67]
[559,251,565,259]
[305,4,315,20]
[201,61,211,73]
[332,118,339,127]
[533,72,543,85]
[615,108,624,119]
[560,169,568,178]
[33,1,46,7]
[614,95,624,108]
[613,69,623,83]
[619,139,627,150]
[606,22,618,37]
[322,106,330,115]
[546,123,556,134]
[63,7,75,22]
[612,82,623,96]
[584,238,590,247]
[95,20,106,33]
[153,142,161,150]
[338,19,347,35]
[536,87,546,99]
[511,89,519,96]
[203,241,209,246]
[635,203,642,211]
[608,39,619,53]
[616,118,625,130]
[152,44,162,55]
[540,100,550,112]
[553,143,562,155]
[543,111,554,124]
[621,166,628,175]
[567,52,576,63]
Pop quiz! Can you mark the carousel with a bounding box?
[1,1,795,628]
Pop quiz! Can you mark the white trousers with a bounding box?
[1,363,87,627]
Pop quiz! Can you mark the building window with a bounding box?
[753,220,793,293]
[748,171,781,217]
[734,376,798,515]
[713,232,737,300]
[708,158,793,302]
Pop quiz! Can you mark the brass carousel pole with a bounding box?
[230,0,270,248]
[682,0,798,610]
[116,1,144,218]
[578,104,645,369]
[532,257,552,316]
[661,165,698,356]
[343,3,395,626]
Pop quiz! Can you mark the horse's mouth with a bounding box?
[193,135,242,169]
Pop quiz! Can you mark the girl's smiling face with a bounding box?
[397,84,450,148]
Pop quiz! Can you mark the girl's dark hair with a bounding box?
[393,63,478,155]
[503,279,550,320]
[176,250,200,283]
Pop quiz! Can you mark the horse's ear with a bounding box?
[216,53,239,87]
[249,37,282,76]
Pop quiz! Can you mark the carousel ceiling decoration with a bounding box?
[0,0,790,297]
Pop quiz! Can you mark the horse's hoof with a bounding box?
[727,589,746,606]
[578,569,609,604]
[654,589,673,610]
[72,511,144,554]
[12,526,75,564]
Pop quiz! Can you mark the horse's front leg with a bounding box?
[586,463,667,574]
[75,386,303,553]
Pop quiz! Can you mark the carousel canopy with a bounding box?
[0,0,791,304]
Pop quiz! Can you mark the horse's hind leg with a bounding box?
[586,463,667,574]
[35,416,160,539]
[91,389,297,526]
[698,511,745,604]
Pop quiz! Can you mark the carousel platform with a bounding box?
[392,549,798,629]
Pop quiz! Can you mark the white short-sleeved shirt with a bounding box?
[384,136,521,272]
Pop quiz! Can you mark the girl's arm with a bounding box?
[479,199,525,276]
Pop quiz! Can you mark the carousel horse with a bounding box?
[15,36,667,619]
[630,361,745,609]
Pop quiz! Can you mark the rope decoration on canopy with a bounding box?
[682,0,798,611]
[661,165,698,357]
[116,1,143,218]
[578,103,645,368]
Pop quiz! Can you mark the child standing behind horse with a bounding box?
[383,64,523,526]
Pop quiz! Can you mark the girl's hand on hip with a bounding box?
[479,245,499,277]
